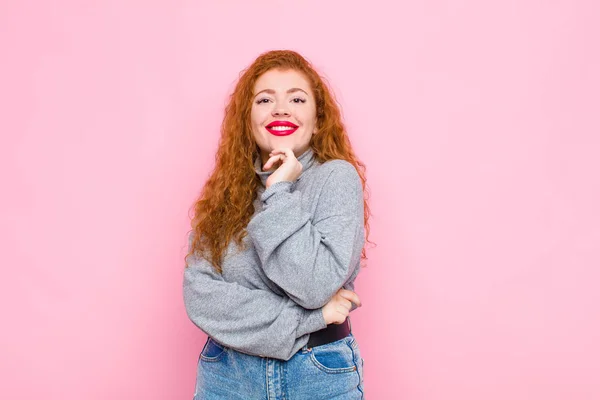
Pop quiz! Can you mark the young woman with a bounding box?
[183,49,372,399]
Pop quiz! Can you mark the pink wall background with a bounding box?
[2,1,599,399]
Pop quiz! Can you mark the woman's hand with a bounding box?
[322,288,362,325]
[264,148,303,188]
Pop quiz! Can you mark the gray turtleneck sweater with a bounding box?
[183,147,365,361]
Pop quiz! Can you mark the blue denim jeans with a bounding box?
[193,332,365,399]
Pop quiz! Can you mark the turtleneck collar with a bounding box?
[254,147,317,187]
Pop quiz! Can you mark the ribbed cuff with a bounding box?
[297,309,327,338]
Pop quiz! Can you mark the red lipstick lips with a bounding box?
[265,120,299,136]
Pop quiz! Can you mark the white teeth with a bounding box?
[269,126,295,131]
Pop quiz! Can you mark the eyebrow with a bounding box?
[254,88,309,97]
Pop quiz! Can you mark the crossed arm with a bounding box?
[183,235,326,361]
[247,160,365,309]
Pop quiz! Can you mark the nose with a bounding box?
[272,105,291,117]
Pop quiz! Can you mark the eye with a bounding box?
[292,97,307,103]
[256,98,270,104]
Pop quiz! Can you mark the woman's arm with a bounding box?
[182,234,327,361]
[246,160,365,310]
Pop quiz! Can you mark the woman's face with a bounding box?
[251,69,318,165]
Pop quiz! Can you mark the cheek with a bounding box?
[250,109,269,139]
[299,108,317,127]
[251,105,262,121]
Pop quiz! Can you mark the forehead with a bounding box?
[254,69,312,93]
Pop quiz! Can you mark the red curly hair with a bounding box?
[185,49,373,274]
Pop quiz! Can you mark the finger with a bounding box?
[338,288,354,296]
[281,147,295,159]
[269,148,296,162]
[269,147,293,157]
[338,298,352,311]
[335,305,349,318]
[339,290,361,307]
[337,288,355,301]
[263,154,284,170]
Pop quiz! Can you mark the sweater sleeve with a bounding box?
[246,160,366,310]
[182,233,327,361]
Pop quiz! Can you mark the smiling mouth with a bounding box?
[266,122,299,136]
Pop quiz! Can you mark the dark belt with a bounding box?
[306,317,351,348]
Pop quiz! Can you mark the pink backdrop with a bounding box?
[2,1,599,399]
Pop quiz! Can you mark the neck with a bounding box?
[259,145,311,166]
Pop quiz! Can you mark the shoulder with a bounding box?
[311,160,364,214]
[321,159,360,181]
[317,159,359,179]
[314,159,362,191]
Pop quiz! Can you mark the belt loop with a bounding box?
[301,342,310,353]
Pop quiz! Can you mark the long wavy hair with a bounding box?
[185,49,373,274]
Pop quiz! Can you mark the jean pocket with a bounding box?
[200,337,227,362]
[308,334,359,374]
